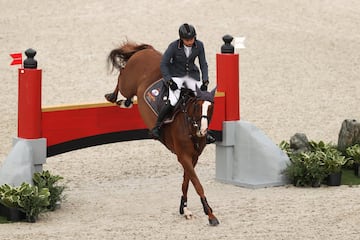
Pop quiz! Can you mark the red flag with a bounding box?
[10,53,22,66]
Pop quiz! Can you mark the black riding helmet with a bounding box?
[179,23,196,39]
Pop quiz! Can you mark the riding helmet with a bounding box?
[179,23,196,39]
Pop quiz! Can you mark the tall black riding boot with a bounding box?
[150,104,173,139]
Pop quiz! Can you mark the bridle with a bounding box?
[182,96,212,140]
[175,87,214,150]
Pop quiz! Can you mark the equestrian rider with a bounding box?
[150,23,216,143]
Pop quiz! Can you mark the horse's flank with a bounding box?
[107,42,162,129]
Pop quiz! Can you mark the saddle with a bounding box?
[144,79,195,124]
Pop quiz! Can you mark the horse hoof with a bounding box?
[208,217,219,226]
[105,93,116,103]
[116,100,133,108]
[124,99,133,107]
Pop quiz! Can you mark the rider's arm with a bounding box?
[197,41,209,82]
[160,42,175,82]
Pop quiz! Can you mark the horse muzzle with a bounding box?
[195,115,209,137]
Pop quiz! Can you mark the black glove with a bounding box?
[166,79,178,91]
[200,80,209,91]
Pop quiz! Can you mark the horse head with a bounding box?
[192,86,216,137]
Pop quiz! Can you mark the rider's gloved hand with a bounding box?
[167,78,178,91]
[200,80,209,91]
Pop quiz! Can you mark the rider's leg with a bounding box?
[150,79,183,139]
[150,102,174,139]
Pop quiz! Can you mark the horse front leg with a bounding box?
[180,173,193,219]
[116,98,133,108]
[200,197,219,226]
[178,155,219,226]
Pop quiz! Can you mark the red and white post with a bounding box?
[216,34,240,121]
[18,49,42,139]
[0,49,46,186]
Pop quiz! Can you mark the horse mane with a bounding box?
[108,41,155,71]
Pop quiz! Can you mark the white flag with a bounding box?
[234,37,246,49]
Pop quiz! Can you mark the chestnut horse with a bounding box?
[105,42,219,226]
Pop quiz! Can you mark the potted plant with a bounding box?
[281,140,344,187]
[0,184,26,221]
[0,183,50,222]
[302,140,346,186]
[322,148,347,186]
[282,151,327,187]
[16,183,50,222]
[346,144,360,176]
[303,151,327,187]
[33,170,65,211]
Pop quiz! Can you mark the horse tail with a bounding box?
[108,42,154,71]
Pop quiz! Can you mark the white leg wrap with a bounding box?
[183,207,193,220]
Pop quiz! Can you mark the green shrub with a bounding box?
[0,183,50,222]
[33,170,65,211]
[0,170,65,222]
[345,144,360,167]
[280,140,347,187]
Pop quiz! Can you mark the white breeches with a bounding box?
[168,76,202,106]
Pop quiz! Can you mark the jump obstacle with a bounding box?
[0,36,289,188]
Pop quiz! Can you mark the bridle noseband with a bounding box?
[183,97,211,138]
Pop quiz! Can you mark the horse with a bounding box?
[105,41,219,226]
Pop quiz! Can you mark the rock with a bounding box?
[338,119,360,152]
[290,133,310,154]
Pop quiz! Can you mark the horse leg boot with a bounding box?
[150,104,174,139]
[179,196,193,219]
[201,197,219,226]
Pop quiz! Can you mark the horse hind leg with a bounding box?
[105,83,119,103]
[104,81,133,108]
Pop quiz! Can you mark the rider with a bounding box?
[150,23,216,144]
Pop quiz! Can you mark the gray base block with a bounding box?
[0,138,46,186]
[215,120,290,188]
